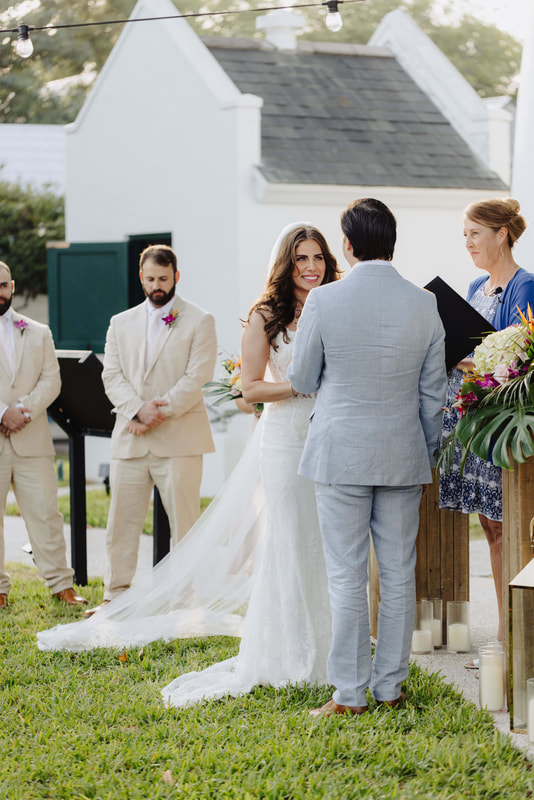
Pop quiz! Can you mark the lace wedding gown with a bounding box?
[38,332,331,705]
[162,331,330,706]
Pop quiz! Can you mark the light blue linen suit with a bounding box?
[288,260,447,705]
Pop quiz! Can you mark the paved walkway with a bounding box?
[4,515,533,758]
[411,540,534,759]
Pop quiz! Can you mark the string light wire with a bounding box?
[0,1,364,36]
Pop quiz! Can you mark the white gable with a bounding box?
[69,0,247,133]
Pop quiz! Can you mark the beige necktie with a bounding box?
[145,309,161,369]
[0,316,13,375]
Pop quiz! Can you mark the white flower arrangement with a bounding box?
[473,325,527,378]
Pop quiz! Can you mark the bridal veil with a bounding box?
[37,422,264,652]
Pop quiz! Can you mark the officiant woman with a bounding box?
[439,197,534,645]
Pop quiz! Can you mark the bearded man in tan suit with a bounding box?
[0,262,87,609]
[86,245,217,615]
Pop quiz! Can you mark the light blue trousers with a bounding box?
[315,482,422,707]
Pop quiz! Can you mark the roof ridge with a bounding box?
[201,35,393,58]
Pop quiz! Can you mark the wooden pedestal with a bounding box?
[502,458,534,659]
[369,470,469,639]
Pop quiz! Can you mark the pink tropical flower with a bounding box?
[14,319,28,336]
[475,374,500,389]
[494,363,512,385]
[162,309,178,328]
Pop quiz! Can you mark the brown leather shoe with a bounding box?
[83,599,111,619]
[309,698,368,718]
[0,593,8,609]
[377,691,407,709]
[53,587,88,606]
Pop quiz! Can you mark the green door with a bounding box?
[47,242,129,351]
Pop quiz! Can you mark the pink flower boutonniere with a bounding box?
[15,319,28,336]
[162,309,178,329]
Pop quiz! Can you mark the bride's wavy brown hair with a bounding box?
[246,225,341,348]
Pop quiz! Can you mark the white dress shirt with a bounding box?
[0,308,14,375]
[144,295,176,369]
[0,309,15,422]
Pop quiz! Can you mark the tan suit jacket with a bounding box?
[102,295,217,459]
[0,313,60,457]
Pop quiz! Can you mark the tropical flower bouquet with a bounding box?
[439,306,534,472]
[203,356,263,413]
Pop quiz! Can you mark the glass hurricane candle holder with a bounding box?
[411,599,433,654]
[447,600,470,653]
[479,645,506,712]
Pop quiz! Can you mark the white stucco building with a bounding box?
[63,0,508,358]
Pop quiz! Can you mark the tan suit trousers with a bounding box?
[0,439,73,594]
[104,453,202,600]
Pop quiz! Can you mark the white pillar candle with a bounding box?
[447,622,470,652]
[528,699,534,742]
[479,665,505,711]
[433,618,442,647]
[411,629,433,653]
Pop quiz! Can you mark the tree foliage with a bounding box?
[0,178,64,297]
[0,0,523,124]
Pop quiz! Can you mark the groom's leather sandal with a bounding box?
[309,698,368,718]
[377,690,407,709]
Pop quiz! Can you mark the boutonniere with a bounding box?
[162,309,178,329]
[15,319,28,336]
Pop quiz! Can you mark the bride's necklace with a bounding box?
[484,266,518,297]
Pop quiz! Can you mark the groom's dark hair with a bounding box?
[341,198,396,261]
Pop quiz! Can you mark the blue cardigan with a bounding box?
[467,268,534,330]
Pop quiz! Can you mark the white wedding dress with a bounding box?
[38,332,331,705]
[162,331,331,706]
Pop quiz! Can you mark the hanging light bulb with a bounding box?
[16,24,33,58]
[325,1,343,33]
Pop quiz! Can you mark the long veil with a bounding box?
[37,421,264,652]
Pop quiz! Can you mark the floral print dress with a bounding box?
[439,287,502,521]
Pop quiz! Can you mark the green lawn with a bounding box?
[5,493,213,536]
[0,565,532,800]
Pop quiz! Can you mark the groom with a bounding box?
[288,198,447,715]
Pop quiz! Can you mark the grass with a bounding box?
[54,456,70,488]
[0,566,533,799]
[5,493,213,536]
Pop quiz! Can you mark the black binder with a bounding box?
[424,276,495,372]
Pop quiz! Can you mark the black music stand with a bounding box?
[48,350,170,585]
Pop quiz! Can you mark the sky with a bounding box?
[455,1,531,42]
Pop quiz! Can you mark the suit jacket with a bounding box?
[102,295,217,459]
[0,313,60,457]
[288,261,448,486]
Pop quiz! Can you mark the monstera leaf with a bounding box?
[455,404,534,470]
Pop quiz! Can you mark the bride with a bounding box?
[162,223,340,705]
[38,224,341,705]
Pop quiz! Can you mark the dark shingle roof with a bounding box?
[204,38,505,190]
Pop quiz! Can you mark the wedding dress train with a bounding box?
[38,333,331,707]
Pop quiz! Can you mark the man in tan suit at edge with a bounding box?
[85,245,217,616]
[0,262,87,609]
